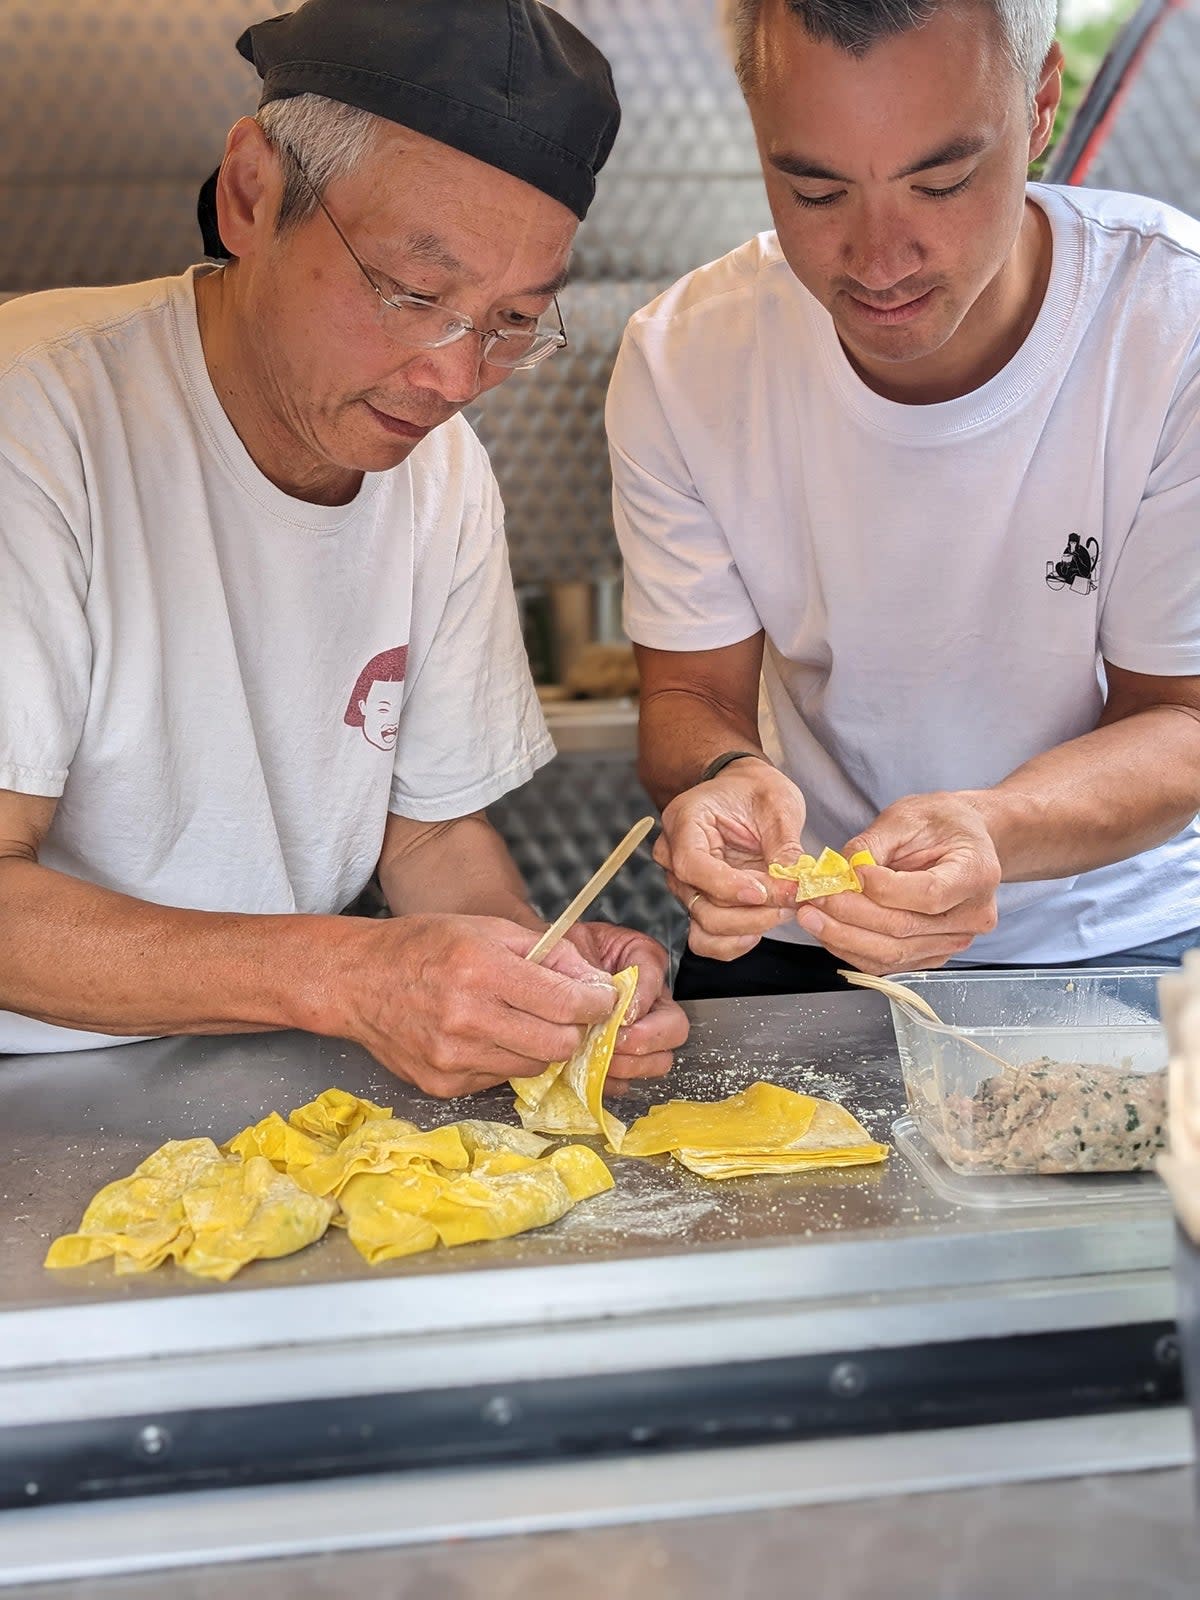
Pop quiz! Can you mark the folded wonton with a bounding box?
[47,1093,614,1280]
[769,847,876,902]
[43,1138,334,1280]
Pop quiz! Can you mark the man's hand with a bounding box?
[655,761,808,961]
[796,792,1000,975]
[564,920,689,1079]
[332,914,619,1098]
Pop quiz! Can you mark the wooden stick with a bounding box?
[525,816,656,966]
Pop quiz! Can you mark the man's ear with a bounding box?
[1028,40,1065,165]
[214,117,283,261]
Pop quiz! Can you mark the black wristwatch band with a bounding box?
[697,750,770,785]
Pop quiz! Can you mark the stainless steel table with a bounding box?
[0,992,1193,1589]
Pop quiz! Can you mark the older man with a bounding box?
[0,0,687,1089]
[609,0,1200,998]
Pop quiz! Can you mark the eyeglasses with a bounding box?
[280,146,569,371]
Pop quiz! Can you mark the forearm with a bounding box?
[0,858,363,1037]
[639,692,766,812]
[964,706,1200,881]
[378,812,541,928]
[634,637,769,811]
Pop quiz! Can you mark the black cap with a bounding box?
[198,0,620,258]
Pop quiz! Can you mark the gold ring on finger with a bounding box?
[687,891,702,916]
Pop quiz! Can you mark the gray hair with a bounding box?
[255,94,388,231]
[726,0,1057,99]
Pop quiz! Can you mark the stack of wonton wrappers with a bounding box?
[619,1082,890,1178]
[47,963,887,1282]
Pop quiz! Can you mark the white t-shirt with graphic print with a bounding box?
[609,184,1200,965]
[0,267,552,1053]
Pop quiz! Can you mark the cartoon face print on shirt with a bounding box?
[344,646,409,751]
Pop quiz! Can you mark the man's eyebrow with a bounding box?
[401,231,470,276]
[396,232,570,298]
[515,265,571,298]
[769,135,988,185]
[894,135,988,178]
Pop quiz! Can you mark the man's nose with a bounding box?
[843,203,922,293]
[405,335,487,407]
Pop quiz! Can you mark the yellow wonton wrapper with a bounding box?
[295,1122,470,1200]
[621,1083,889,1180]
[450,1119,552,1160]
[511,966,638,1150]
[769,847,876,903]
[222,1112,329,1172]
[337,1144,613,1263]
[43,1137,225,1275]
[44,1138,335,1280]
[287,1087,396,1146]
[46,1089,616,1280]
[175,1156,335,1281]
[621,1081,818,1157]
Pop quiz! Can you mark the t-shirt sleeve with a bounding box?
[0,424,92,799]
[387,464,552,822]
[606,318,762,652]
[1100,340,1200,676]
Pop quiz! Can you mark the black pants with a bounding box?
[674,933,1199,1002]
[674,940,853,1000]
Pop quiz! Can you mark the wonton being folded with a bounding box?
[511,966,638,1150]
[621,1081,889,1180]
[769,847,876,902]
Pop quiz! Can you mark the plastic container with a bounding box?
[891,1113,1168,1211]
[886,967,1169,1178]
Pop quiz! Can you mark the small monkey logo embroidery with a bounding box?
[344,646,409,751]
[1046,533,1100,595]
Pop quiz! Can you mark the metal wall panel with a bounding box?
[488,752,687,956]
[1078,2,1200,222]
[465,279,674,584]
[0,0,277,290]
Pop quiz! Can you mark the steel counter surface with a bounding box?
[0,991,1175,1373]
[0,992,1177,1356]
[0,988,1185,1554]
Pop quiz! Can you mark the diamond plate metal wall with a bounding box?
[488,752,688,959]
[0,0,281,291]
[1076,1,1200,222]
[552,0,771,282]
[464,279,673,584]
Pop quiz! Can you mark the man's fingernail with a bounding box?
[737,882,769,905]
[796,908,823,933]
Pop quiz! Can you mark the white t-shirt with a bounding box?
[0,267,552,1053]
[609,185,1200,965]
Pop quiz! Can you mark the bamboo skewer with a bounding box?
[525,816,655,966]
